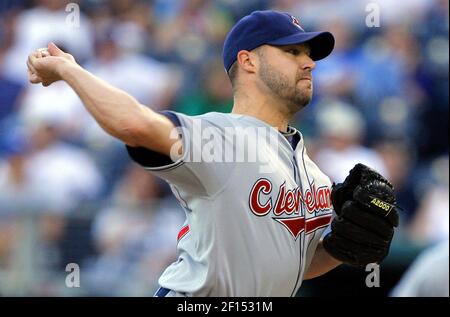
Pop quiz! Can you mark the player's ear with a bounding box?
[237,50,257,74]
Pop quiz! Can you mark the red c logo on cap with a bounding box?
[291,16,305,31]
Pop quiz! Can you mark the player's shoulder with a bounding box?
[191,111,240,121]
[176,111,262,128]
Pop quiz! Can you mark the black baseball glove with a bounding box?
[323,163,400,267]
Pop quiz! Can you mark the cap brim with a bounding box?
[267,31,335,61]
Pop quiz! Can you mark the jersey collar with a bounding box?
[230,114,304,152]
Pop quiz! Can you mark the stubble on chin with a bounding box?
[258,61,313,113]
[293,80,313,110]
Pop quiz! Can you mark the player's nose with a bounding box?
[300,55,316,71]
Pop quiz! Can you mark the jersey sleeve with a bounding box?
[126,111,235,197]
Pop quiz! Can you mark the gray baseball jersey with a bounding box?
[126,111,334,297]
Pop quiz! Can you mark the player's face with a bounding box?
[256,43,316,111]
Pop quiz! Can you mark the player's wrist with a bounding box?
[56,58,80,81]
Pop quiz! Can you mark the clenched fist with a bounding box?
[27,42,77,87]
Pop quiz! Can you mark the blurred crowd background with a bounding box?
[0,0,448,296]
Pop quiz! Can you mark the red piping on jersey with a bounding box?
[305,215,332,233]
[177,225,190,242]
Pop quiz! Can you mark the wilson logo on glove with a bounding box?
[370,197,394,213]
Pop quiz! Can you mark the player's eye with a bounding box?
[285,47,312,57]
[287,48,300,55]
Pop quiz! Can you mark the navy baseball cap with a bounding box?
[223,10,335,72]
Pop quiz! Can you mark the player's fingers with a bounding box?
[28,69,42,84]
[28,53,38,69]
[28,48,46,64]
[37,48,51,58]
[27,58,44,84]
[41,50,50,58]
[27,67,39,82]
[26,59,38,74]
[30,76,42,84]
[29,49,42,60]
[47,42,64,57]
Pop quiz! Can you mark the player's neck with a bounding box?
[231,92,292,133]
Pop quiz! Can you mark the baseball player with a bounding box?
[27,10,399,297]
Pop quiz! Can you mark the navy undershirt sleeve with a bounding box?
[125,111,181,168]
